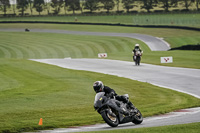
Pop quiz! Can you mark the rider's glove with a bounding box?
[109,92,114,98]
[122,96,129,103]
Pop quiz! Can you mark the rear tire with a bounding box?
[135,56,141,66]
[101,111,119,127]
[132,108,143,124]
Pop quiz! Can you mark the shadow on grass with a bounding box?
[169,44,200,50]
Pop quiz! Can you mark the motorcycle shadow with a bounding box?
[132,64,144,67]
[101,122,143,129]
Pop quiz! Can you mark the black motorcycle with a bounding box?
[94,92,143,127]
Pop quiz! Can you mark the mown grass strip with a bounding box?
[0,31,199,68]
[1,13,200,28]
[1,23,199,48]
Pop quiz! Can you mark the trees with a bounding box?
[0,0,199,16]
[44,0,51,15]
[84,0,99,13]
[67,0,80,14]
[195,0,200,10]
[181,0,193,10]
[51,0,64,14]
[140,0,155,12]
[115,0,120,12]
[28,0,34,15]
[11,0,17,14]
[122,0,135,13]
[100,0,115,13]
[17,0,29,16]
[160,0,171,12]
[171,0,178,7]
[0,0,10,15]
[80,0,86,13]
[33,0,45,15]
[64,0,68,14]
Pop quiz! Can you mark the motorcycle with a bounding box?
[94,92,143,127]
[133,51,142,66]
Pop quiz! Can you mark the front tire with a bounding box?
[101,111,119,127]
[132,108,143,124]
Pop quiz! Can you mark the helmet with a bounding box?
[135,44,140,47]
[135,44,140,49]
[93,81,104,93]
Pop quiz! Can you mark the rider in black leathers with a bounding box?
[132,44,143,62]
[93,81,136,115]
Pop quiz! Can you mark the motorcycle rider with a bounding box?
[93,81,136,115]
[132,44,143,61]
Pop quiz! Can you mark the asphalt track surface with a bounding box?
[0,28,170,51]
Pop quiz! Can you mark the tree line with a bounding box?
[0,0,199,16]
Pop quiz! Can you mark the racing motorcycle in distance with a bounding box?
[133,51,142,66]
[94,92,143,127]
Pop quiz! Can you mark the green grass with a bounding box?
[0,59,200,133]
[81,122,200,133]
[1,13,200,28]
[0,32,139,59]
[165,36,200,48]
[0,23,200,132]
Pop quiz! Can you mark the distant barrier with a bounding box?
[0,21,200,31]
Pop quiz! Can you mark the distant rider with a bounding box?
[132,44,143,61]
[93,81,136,115]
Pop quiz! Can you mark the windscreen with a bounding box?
[94,92,105,104]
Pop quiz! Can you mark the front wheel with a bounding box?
[132,108,143,124]
[101,111,119,127]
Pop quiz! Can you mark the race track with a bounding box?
[1,28,199,132]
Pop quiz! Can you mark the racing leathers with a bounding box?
[103,86,136,113]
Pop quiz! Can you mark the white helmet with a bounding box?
[135,44,140,47]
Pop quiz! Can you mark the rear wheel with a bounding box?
[135,56,141,65]
[132,108,143,124]
[101,110,119,127]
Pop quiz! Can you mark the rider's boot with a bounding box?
[122,110,130,116]
[120,108,130,116]
[127,102,137,114]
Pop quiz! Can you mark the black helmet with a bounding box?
[93,81,104,93]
